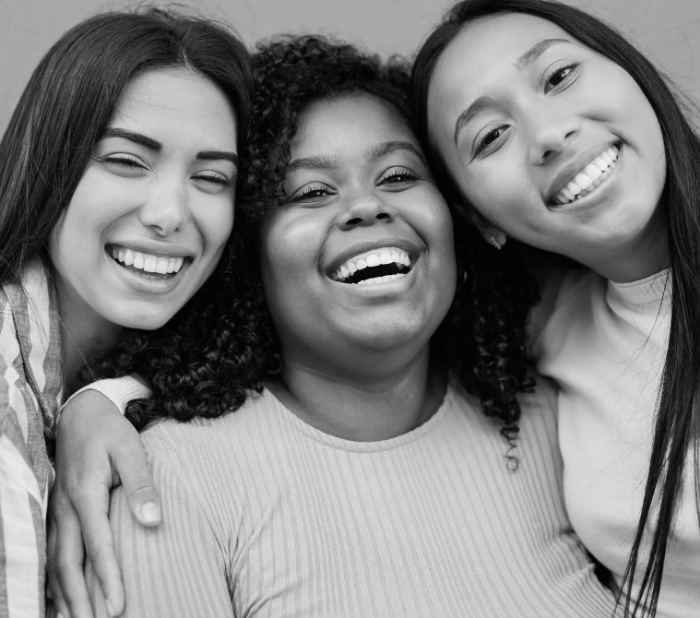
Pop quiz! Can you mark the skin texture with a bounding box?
[426,13,668,283]
[50,68,238,384]
[261,93,456,440]
[47,68,239,618]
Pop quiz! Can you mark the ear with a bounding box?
[461,207,507,250]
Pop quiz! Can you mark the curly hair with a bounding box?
[87,224,280,430]
[240,34,540,441]
[96,33,539,439]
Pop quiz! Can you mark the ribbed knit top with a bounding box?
[109,380,617,617]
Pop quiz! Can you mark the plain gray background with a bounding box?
[1,0,699,133]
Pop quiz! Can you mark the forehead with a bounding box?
[430,15,576,107]
[292,93,415,154]
[112,69,237,136]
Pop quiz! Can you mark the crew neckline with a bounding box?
[264,383,452,453]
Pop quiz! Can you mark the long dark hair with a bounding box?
[412,1,700,616]
[0,7,267,424]
[0,7,251,284]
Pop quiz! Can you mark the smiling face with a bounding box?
[427,13,668,281]
[260,93,456,374]
[49,68,238,334]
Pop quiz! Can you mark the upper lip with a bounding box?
[545,143,619,204]
[325,236,422,275]
[106,241,195,260]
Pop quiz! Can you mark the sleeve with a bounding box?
[0,302,47,616]
[106,451,234,618]
[57,375,152,423]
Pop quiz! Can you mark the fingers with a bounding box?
[75,485,123,617]
[47,517,73,618]
[112,437,161,528]
[48,490,93,618]
[85,559,112,618]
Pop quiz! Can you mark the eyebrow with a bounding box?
[367,141,426,165]
[286,141,425,172]
[286,154,337,171]
[515,38,569,70]
[102,128,238,167]
[453,37,570,144]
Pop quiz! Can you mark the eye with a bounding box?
[289,183,335,203]
[192,172,234,193]
[544,63,579,93]
[379,166,419,187]
[99,154,147,171]
[474,125,509,156]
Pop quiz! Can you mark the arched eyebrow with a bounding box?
[367,141,426,165]
[453,37,570,145]
[102,128,238,166]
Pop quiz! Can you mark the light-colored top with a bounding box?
[109,380,617,617]
[0,258,63,618]
[533,268,700,618]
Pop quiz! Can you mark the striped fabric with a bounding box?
[109,380,619,617]
[0,259,63,618]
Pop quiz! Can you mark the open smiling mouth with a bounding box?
[331,246,413,285]
[550,145,620,206]
[108,246,190,278]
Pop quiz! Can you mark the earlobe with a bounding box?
[465,208,507,250]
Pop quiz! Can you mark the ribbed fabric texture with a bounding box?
[0,258,63,618]
[534,268,700,618]
[110,380,617,617]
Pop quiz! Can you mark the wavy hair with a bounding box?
[412,1,700,615]
[241,34,538,441]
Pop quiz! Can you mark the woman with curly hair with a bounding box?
[63,35,620,617]
[411,0,700,616]
[0,7,253,617]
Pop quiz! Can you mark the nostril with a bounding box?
[376,212,392,221]
[346,217,363,226]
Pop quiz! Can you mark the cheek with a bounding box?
[195,199,235,253]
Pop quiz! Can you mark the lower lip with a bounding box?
[107,250,190,294]
[329,263,418,297]
[550,147,622,212]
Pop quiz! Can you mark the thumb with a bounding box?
[112,440,161,527]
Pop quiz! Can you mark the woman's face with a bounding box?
[49,68,238,332]
[427,13,667,276]
[260,93,456,372]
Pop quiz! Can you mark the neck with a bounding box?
[268,346,446,441]
[55,284,121,395]
[582,212,670,283]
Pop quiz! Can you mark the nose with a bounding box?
[527,107,580,165]
[138,176,189,236]
[339,192,395,230]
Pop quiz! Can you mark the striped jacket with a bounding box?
[0,259,63,617]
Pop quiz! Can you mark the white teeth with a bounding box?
[357,273,406,285]
[332,246,412,283]
[110,247,185,275]
[552,146,619,205]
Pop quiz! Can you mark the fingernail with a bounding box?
[140,502,160,523]
[106,600,115,617]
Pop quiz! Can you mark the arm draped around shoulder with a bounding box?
[105,446,234,618]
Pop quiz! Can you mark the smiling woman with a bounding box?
[86,34,620,618]
[412,1,700,616]
[0,7,252,616]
